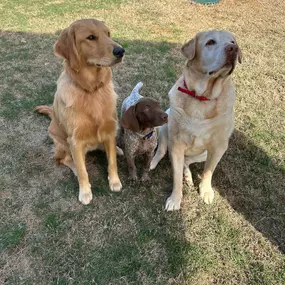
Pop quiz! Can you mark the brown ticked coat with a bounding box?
[119,97,168,182]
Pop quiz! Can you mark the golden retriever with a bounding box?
[35,19,125,205]
[150,30,242,211]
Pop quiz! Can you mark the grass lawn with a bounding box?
[1,0,285,284]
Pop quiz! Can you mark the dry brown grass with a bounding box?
[1,0,285,284]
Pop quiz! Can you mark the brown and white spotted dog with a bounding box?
[118,83,168,183]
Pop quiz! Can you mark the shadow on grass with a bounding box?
[189,129,285,253]
[1,30,284,284]
[216,130,285,252]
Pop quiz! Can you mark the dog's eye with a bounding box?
[87,35,97,41]
[206,39,216,46]
[107,31,111,37]
[231,40,235,44]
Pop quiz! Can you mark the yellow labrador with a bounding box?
[150,30,242,211]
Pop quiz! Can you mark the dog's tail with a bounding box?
[34,105,53,119]
[129,82,143,101]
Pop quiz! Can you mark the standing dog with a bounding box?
[119,82,168,182]
[35,19,125,205]
[150,30,242,211]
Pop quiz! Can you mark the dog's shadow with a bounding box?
[87,127,285,255]
[189,129,285,253]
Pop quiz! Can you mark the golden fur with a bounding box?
[150,30,242,211]
[35,19,124,204]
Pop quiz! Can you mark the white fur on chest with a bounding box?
[168,81,235,156]
[175,111,233,156]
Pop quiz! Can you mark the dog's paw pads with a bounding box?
[165,195,181,211]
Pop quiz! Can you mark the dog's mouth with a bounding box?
[110,57,123,66]
[95,57,123,67]
[209,54,238,76]
[209,62,235,77]
[155,117,168,126]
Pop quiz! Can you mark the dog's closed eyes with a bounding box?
[120,98,168,132]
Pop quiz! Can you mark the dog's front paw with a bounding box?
[199,182,214,204]
[116,146,124,156]
[109,177,122,192]
[79,189,93,205]
[150,158,158,170]
[165,195,182,211]
[127,171,138,183]
[141,173,151,184]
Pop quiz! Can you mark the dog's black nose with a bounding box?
[113,47,125,58]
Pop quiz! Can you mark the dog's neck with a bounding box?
[183,65,231,100]
[65,63,112,92]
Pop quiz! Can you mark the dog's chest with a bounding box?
[181,123,210,154]
[176,111,233,156]
[174,112,220,152]
[124,130,157,155]
[137,136,157,154]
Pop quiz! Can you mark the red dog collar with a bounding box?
[178,79,210,101]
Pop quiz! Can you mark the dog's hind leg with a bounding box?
[183,158,194,188]
[54,141,77,176]
[34,105,53,118]
[48,118,77,176]
[183,152,207,188]
[150,124,168,170]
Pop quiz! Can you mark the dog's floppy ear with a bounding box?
[120,106,140,132]
[181,36,196,60]
[54,25,80,71]
[237,46,242,64]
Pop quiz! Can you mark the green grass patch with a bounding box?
[1,0,285,284]
[0,222,27,251]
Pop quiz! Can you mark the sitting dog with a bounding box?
[119,82,168,182]
[35,19,125,205]
[150,30,242,211]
